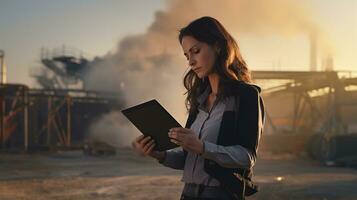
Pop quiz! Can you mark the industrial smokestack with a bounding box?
[310,31,318,71]
[0,50,7,84]
[322,54,334,71]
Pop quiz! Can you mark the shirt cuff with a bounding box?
[199,141,205,156]
[159,148,184,169]
[200,141,218,160]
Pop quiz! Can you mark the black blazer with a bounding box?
[184,80,265,182]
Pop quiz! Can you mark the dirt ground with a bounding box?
[0,148,356,200]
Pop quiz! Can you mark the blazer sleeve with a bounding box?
[201,141,256,169]
[236,85,263,160]
[159,147,186,170]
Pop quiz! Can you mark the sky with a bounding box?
[0,0,356,86]
[0,0,164,85]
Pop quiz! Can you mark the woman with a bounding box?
[132,16,265,200]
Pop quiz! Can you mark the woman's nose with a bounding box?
[188,58,196,67]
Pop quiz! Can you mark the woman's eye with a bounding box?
[193,49,200,54]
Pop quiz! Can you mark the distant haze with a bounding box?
[86,0,338,147]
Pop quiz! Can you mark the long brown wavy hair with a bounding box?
[179,16,251,114]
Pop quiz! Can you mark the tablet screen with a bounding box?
[121,99,181,151]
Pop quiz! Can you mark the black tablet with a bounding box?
[121,99,181,151]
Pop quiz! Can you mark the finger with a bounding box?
[143,139,155,152]
[169,130,185,138]
[171,127,190,135]
[169,127,182,132]
[169,132,178,141]
[143,139,154,150]
[170,139,181,146]
[168,131,176,139]
[169,127,183,132]
[144,142,156,155]
[173,132,188,142]
[136,135,145,143]
[140,136,152,146]
[144,141,155,155]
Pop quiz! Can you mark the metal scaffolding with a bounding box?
[0,84,122,151]
[252,70,357,162]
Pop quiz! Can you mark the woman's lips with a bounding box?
[193,67,201,72]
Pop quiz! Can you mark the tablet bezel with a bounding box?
[121,99,181,151]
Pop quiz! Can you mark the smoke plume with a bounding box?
[85,0,333,147]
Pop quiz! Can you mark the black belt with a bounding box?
[181,183,234,199]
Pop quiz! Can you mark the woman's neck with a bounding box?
[207,73,220,95]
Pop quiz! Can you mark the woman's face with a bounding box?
[181,36,217,79]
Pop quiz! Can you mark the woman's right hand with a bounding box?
[132,135,165,161]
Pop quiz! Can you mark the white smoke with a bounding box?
[87,111,138,148]
[85,0,333,147]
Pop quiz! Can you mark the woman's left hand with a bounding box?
[168,127,204,155]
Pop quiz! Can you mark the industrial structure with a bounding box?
[248,32,357,165]
[254,70,357,164]
[1,41,356,166]
[0,48,124,152]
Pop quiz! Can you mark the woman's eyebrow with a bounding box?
[184,43,200,56]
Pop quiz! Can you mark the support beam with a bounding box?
[24,88,29,151]
[66,96,71,147]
